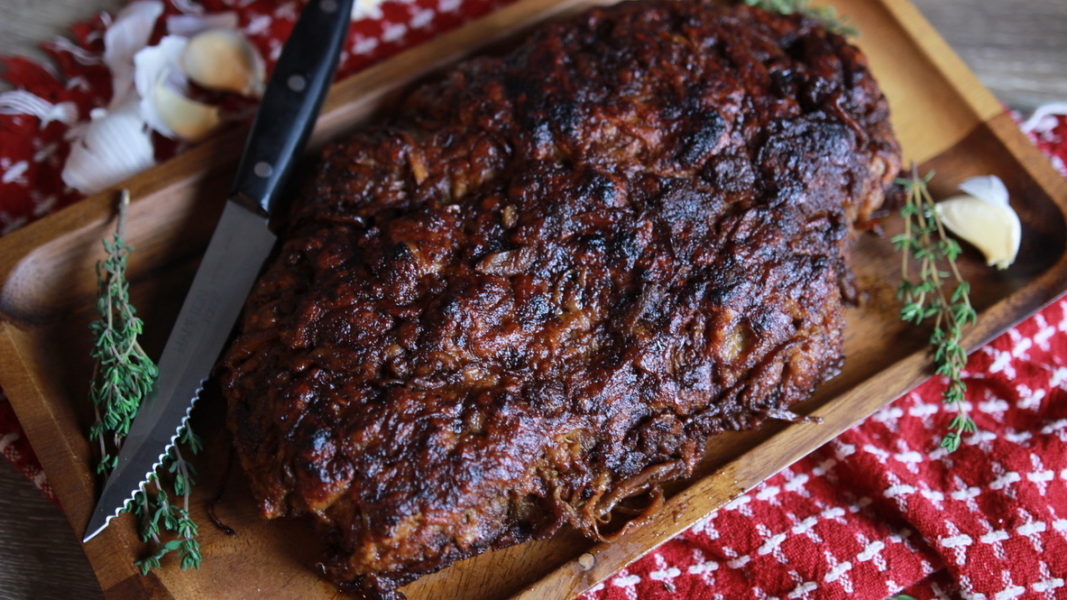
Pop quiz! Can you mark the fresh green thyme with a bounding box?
[892,167,979,453]
[89,189,203,573]
[127,425,204,574]
[88,189,157,472]
[742,0,856,36]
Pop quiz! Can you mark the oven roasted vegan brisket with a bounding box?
[218,1,900,597]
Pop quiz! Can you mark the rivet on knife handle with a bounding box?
[232,0,355,217]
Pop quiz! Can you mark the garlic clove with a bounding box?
[134,35,189,138]
[152,83,221,142]
[936,177,1021,270]
[180,29,265,97]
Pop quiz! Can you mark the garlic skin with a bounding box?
[61,3,256,193]
[61,101,156,195]
[133,35,223,142]
[103,0,165,109]
[134,35,189,138]
[166,12,240,37]
[181,29,266,97]
[63,0,164,194]
[0,90,78,126]
[935,175,1021,270]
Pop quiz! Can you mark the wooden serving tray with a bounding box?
[1,0,1066,598]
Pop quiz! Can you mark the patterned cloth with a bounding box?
[2,2,1066,598]
[582,300,1067,600]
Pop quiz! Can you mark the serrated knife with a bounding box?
[83,0,355,542]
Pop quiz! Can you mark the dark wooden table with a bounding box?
[1,1,1066,598]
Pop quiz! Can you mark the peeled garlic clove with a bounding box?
[181,29,265,97]
[152,83,221,142]
[135,35,189,137]
[936,182,1021,270]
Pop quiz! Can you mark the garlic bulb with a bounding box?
[181,29,266,97]
[935,175,1021,270]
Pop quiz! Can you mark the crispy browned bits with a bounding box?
[218,1,900,598]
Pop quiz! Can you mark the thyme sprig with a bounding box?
[128,426,204,574]
[89,189,203,573]
[742,0,856,36]
[88,190,157,473]
[892,167,979,452]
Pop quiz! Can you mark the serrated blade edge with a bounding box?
[83,202,276,543]
[82,379,205,542]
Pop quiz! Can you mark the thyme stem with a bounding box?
[892,167,979,452]
[88,189,202,573]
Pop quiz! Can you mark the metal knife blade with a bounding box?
[83,0,354,542]
[83,203,275,542]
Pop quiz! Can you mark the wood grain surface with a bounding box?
[0,1,1065,599]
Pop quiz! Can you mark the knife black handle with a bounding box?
[231,0,354,217]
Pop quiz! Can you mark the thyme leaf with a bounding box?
[895,167,978,452]
[89,189,202,572]
[742,0,856,37]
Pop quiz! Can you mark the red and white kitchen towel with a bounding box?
[2,1,1067,598]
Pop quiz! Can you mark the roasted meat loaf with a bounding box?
[218,1,900,597]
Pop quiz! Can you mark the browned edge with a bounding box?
[0,0,1063,598]
[0,0,613,325]
[0,0,605,596]
[508,1,1067,594]
[511,114,1067,600]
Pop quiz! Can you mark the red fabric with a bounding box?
[2,2,1067,598]
[581,301,1067,599]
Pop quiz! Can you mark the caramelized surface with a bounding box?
[219,1,899,597]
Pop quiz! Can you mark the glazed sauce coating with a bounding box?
[219,1,900,597]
